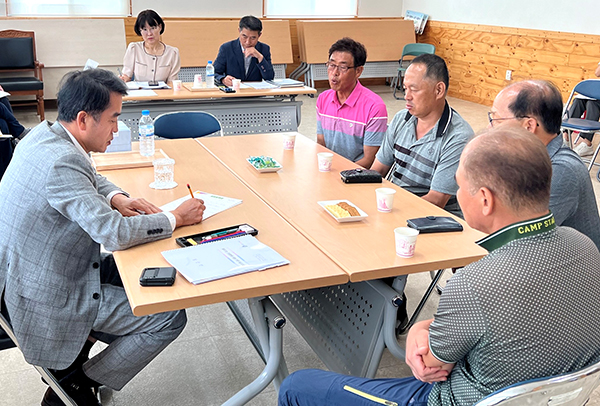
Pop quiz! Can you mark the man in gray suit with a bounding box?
[0,69,205,406]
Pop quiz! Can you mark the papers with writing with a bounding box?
[160,191,242,220]
[243,81,279,90]
[126,81,170,90]
[162,234,290,284]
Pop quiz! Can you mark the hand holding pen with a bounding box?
[171,184,205,228]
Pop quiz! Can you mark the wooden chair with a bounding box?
[0,30,45,121]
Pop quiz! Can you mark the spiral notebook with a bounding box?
[161,233,289,284]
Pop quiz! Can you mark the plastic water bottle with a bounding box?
[206,60,215,88]
[138,110,155,157]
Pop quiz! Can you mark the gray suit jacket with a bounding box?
[0,121,172,369]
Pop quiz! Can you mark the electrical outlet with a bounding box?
[505,70,512,80]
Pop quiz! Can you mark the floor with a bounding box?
[2,85,600,405]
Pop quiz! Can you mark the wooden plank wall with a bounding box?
[420,21,600,105]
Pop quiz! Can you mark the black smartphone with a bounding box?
[218,86,236,93]
[139,267,177,286]
[175,223,258,247]
[148,80,159,87]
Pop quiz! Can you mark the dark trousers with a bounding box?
[568,98,600,141]
[279,369,433,406]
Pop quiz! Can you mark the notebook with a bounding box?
[160,191,242,221]
[162,233,289,284]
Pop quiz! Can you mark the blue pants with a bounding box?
[278,369,433,406]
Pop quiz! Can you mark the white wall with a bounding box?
[132,0,260,17]
[133,0,405,18]
[402,0,600,36]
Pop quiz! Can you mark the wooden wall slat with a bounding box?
[421,21,600,105]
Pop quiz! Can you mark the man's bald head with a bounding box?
[498,80,563,135]
[461,126,552,214]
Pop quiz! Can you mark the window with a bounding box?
[265,0,357,18]
[5,0,128,16]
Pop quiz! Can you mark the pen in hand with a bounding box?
[187,184,195,199]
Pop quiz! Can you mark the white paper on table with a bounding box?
[128,81,170,90]
[126,89,158,97]
[162,234,289,284]
[160,191,242,220]
[243,81,278,90]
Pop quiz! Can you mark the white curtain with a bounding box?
[7,0,128,16]
[265,0,357,17]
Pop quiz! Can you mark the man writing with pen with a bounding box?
[0,68,205,406]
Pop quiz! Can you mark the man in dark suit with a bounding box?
[214,15,275,87]
[0,69,205,406]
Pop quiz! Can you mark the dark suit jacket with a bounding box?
[213,39,275,84]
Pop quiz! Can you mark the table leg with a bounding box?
[222,298,287,406]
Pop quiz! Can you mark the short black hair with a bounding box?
[57,69,128,123]
[507,80,563,135]
[411,54,449,91]
[134,9,165,36]
[328,37,367,67]
[239,16,262,33]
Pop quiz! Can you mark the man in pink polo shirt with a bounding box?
[317,38,388,168]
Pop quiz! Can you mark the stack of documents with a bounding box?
[162,234,290,284]
[267,78,304,87]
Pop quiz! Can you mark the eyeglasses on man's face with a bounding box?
[487,111,529,127]
[326,62,356,74]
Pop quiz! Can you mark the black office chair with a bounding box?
[154,111,223,139]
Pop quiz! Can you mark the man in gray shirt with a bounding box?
[371,54,473,215]
[490,79,600,250]
[278,126,600,406]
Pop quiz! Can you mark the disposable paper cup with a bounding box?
[232,78,241,91]
[376,187,396,212]
[317,152,333,172]
[193,74,203,88]
[394,227,419,258]
[283,133,296,150]
[173,80,182,91]
[150,158,177,189]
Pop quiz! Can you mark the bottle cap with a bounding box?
[208,60,212,64]
[142,110,150,115]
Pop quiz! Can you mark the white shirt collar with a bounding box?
[59,122,93,165]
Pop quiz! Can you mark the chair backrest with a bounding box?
[401,43,436,59]
[475,360,600,406]
[153,111,222,139]
[573,79,600,101]
[0,30,37,70]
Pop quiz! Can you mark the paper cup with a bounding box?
[150,158,177,189]
[376,187,396,212]
[283,133,296,150]
[317,152,333,172]
[232,78,241,91]
[394,227,419,258]
[193,74,203,88]
[173,80,182,91]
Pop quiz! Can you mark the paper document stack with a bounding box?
[162,234,290,284]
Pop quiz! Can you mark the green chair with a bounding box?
[392,43,436,100]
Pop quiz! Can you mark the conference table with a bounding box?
[120,84,317,137]
[103,134,487,404]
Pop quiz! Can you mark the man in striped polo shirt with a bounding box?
[317,38,388,168]
[372,54,473,216]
